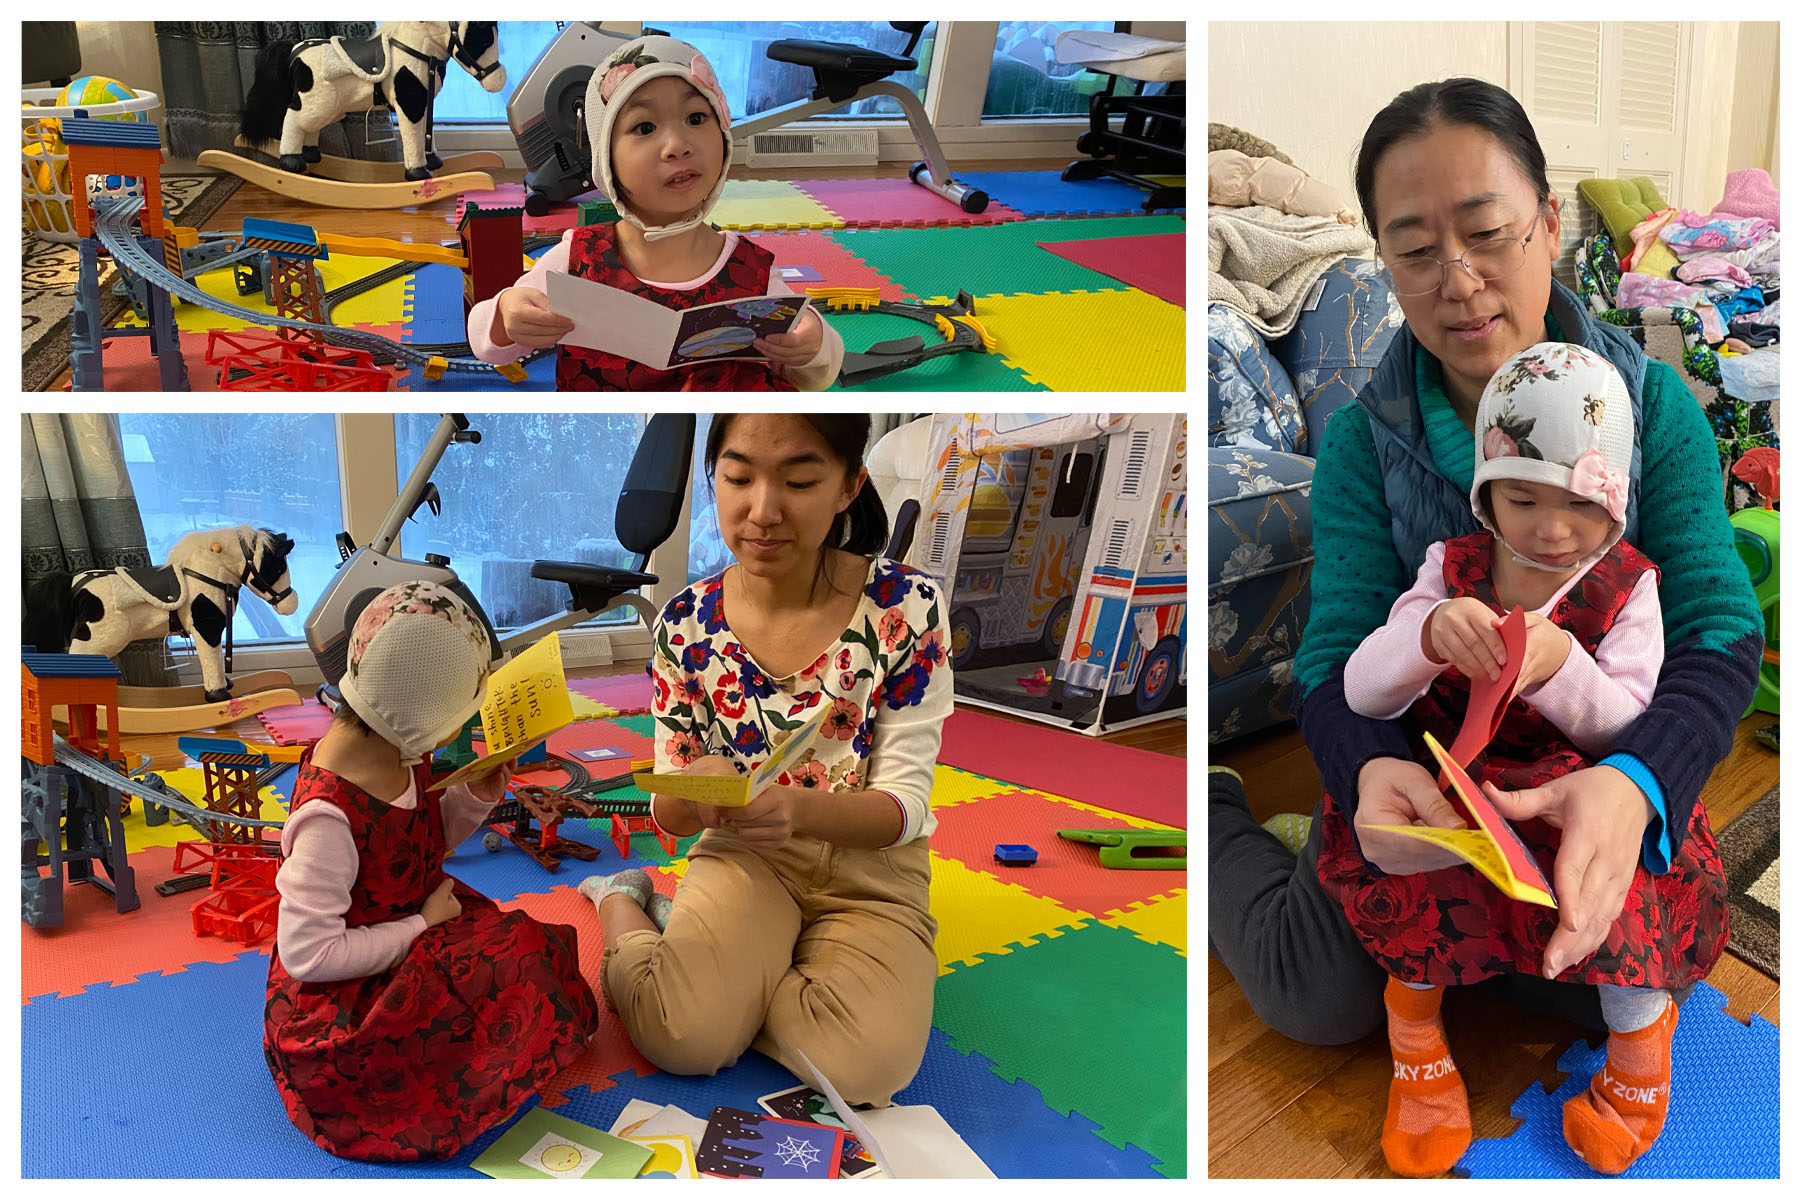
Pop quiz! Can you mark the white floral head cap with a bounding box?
[1470,341,1635,571]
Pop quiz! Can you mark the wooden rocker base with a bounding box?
[56,671,303,736]
[229,139,504,183]
[198,149,496,209]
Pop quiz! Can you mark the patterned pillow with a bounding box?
[1209,304,1303,453]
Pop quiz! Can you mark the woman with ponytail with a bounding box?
[581,413,950,1105]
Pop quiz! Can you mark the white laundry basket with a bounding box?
[22,85,161,244]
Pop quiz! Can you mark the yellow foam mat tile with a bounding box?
[928,852,1090,976]
[113,254,411,332]
[973,289,1185,391]
[927,764,1031,811]
[570,693,616,722]
[1101,887,1187,956]
[115,766,289,856]
[711,179,844,230]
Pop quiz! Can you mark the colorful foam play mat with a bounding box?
[85,171,1184,393]
[22,696,1186,1178]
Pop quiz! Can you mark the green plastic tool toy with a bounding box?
[1056,828,1186,870]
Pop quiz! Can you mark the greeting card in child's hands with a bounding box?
[1366,731,1557,908]
[429,633,574,792]
[1441,605,1529,780]
[547,268,810,370]
[696,1106,843,1178]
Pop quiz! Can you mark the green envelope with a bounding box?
[473,1107,655,1179]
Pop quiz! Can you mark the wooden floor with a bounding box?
[41,154,1075,391]
[1207,710,1779,1178]
[121,659,1187,775]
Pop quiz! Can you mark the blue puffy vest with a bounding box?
[1356,279,1647,572]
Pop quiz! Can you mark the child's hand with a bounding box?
[468,758,518,808]
[420,877,462,928]
[496,286,575,348]
[754,306,823,367]
[1514,613,1572,689]
[1425,597,1508,681]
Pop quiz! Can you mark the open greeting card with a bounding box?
[547,268,811,369]
[428,633,574,792]
[471,1107,652,1179]
[633,701,831,809]
[1364,607,1558,908]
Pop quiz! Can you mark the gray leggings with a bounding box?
[1209,774,1631,1042]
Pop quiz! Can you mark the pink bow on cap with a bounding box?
[1569,450,1627,521]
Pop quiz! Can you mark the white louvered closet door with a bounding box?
[1512,21,1692,287]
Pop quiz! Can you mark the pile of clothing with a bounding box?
[1613,168,1780,406]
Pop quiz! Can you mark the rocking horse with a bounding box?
[210,22,508,209]
[53,526,306,734]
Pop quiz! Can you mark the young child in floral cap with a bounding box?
[1315,342,1728,1176]
[264,581,598,1161]
[469,34,843,389]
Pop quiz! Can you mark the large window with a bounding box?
[117,414,343,643]
[654,21,928,120]
[434,21,564,123]
[392,413,643,630]
[687,413,730,586]
[982,21,1135,118]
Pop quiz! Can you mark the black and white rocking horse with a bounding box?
[67,526,299,702]
[240,21,506,181]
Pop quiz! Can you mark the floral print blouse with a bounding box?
[647,556,952,845]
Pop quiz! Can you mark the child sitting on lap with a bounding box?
[467,35,843,390]
[1316,343,1728,1176]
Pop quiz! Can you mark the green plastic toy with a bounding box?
[1057,828,1186,870]
[1731,504,1780,716]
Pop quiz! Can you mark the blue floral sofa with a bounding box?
[1208,257,1403,744]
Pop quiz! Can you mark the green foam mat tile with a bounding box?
[829,215,1187,301]
[612,714,658,740]
[830,308,1045,391]
[931,920,1186,1177]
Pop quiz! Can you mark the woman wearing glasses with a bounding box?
[1210,79,1760,1057]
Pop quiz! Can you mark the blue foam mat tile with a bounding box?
[896,1026,1166,1177]
[443,818,673,904]
[397,259,554,392]
[1456,982,1779,1178]
[545,1052,802,1138]
[953,170,1183,218]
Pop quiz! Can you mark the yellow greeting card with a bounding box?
[633,701,832,808]
[1365,731,1557,908]
[429,633,574,792]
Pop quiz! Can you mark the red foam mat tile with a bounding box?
[937,710,1187,828]
[795,178,1028,228]
[257,698,336,745]
[567,672,653,715]
[1038,233,1186,308]
[931,789,1184,917]
[756,229,914,300]
[23,845,272,1002]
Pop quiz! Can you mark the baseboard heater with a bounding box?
[741,128,880,168]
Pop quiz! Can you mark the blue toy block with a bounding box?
[993,844,1038,865]
[1457,982,1778,1178]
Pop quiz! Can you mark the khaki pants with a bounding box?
[600,829,938,1106]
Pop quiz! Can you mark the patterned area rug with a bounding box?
[21,173,240,392]
[1718,784,1779,979]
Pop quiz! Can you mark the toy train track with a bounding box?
[92,194,499,375]
[51,733,286,834]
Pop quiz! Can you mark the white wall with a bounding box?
[1208,22,1510,218]
[1209,21,1778,219]
[72,21,166,138]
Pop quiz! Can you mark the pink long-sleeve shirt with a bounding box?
[1343,541,1664,757]
[465,229,845,390]
[273,775,497,984]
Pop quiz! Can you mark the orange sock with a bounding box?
[1381,978,1471,1177]
[1562,996,1677,1174]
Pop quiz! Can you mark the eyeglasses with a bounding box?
[1381,210,1544,296]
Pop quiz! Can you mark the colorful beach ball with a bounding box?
[41,76,142,140]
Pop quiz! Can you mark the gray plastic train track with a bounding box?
[94,195,499,375]
[51,733,286,835]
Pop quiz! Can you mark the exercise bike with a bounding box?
[509,21,985,216]
[304,412,696,705]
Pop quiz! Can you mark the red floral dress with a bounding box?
[263,754,598,1161]
[555,222,797,391]
[1316,531,1729,990]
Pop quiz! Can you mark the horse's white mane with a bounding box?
[166,525,258,568]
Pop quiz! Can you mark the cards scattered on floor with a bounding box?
[472,1107,652,1179]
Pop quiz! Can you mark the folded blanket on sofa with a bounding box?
[1207,204,1375,338]
[1675,255,1755,288]
[1710,167,1780,230]
[1616,272,1720,310]
[1660,209,1776,255]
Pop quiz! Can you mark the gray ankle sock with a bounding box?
[578,868,652,911]
[646,891,673,932]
